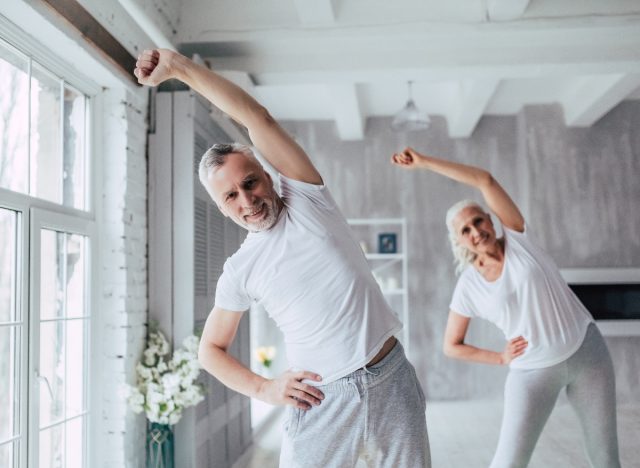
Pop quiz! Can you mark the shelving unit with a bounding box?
[347,218,409,353]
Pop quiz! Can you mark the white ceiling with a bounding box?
[168,0,640,139]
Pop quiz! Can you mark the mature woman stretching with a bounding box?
[391,147,620,468]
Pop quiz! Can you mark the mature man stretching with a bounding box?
[135,49,430,467]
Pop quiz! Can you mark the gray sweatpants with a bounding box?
[490,323,621,468]
[279,341,431,468]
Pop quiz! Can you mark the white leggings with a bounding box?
[490,323,621,468]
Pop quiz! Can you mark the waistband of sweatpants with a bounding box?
[315,340,407,394]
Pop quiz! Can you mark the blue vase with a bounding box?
[146,422,174,468]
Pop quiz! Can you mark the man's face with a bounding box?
[207,153,281,232]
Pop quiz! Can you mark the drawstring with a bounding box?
[363,366,381,376]
[348,380,363,402]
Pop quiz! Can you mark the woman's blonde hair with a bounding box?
[445,199,486,275]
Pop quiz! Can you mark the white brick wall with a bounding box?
[100,87,149,467]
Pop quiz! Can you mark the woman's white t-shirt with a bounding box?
[215,174,402,384]
[449,226,593,369]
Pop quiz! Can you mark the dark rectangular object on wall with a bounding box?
[569,284,640,320]
[35,0,138,82]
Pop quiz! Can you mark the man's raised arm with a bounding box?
[135,48,322,185]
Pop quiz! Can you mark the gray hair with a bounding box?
[198,143,256,200]
[445,199,486,275]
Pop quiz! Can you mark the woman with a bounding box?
[391,147,620,468]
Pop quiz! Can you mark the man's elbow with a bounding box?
[477,171,495,189]
[198,341,219,369]
[442,341,458,358]
[247,104,277,129]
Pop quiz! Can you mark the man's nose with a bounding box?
[238,190,255,207]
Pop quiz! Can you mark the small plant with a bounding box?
[255,346,276,368]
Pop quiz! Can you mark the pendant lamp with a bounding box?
[391,81,431,132]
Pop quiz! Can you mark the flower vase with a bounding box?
[261,366,273,379]
[146,422,174,468]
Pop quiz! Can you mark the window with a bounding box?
[0,34,95,468]
[0,208,22,467]
[1,38,87,210]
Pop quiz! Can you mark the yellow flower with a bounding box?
[255,346,276,368]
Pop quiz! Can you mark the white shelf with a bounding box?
[365,253,404,260]
[348,218,410,354]
[347,217,405,226]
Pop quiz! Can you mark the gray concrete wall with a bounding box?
[280,101,640,402]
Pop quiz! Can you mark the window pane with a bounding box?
[0,326,20,442]
[65,234,86,319]
[0,441,16,468]
[0,40,29,194]
[40,230,64,320]
[63,86,86,210]
[65,417,84,468]
[39,424,63,468]
[39,321,65,427]
[0,208,18,323]
[31,63,62,204]
[66,320,86,417]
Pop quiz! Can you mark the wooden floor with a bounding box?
[237,400,640,468]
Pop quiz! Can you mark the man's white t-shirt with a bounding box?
[450,226,593,369]
[215,174,402,384]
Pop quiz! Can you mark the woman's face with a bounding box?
[452,206,497,255]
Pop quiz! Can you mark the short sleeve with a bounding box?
[279,174,337,210]
[503,223,529,239]
[449,273,476,318]
[214,262,252,312]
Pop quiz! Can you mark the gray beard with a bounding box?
[246,197,281,232]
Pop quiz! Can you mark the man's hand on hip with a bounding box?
[258,370,324,410]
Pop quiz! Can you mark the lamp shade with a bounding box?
[391,81,431,132]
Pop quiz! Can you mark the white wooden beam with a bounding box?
[562,74,640,127]
[326,84,365,141]
[487,0,530,21]
[447,80,500,138]
[293,0,336,25]
[185,15,640,80]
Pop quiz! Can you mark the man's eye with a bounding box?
[226,193,236,201]
[462,227,470,235]
[245,179,256,189]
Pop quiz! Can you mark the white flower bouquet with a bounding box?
[124,330,206,425]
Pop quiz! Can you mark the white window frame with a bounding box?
[0,18,102,467]
[28,208,97,468]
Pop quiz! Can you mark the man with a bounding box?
[135,49,430,467]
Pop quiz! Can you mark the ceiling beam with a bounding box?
[326,84,365,140]
[293,0,336,25]
[562,74,640,127]
[447,79,501,138]
[179,16,640,82]
[486,0,530,22]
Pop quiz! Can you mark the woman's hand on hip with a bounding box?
[501,336,528,365]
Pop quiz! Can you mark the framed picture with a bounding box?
[378,233,397,254]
